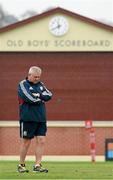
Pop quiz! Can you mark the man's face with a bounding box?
[28,72,41,84]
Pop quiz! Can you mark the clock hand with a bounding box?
[50,26,58,31]
[51,23,61,31]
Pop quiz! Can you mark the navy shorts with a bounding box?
[20,121,47,139]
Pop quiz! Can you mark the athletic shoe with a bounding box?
[33,164,48,173]
[17,164,29,173]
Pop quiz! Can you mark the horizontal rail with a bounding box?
[0,120,113,127]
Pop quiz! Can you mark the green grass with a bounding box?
[0,161,113,179]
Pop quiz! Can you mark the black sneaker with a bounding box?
[33,164,48,173]
[17,164,29,173]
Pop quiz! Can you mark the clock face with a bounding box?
[49,16,69,36]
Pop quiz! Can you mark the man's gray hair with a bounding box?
[28,66,42,74]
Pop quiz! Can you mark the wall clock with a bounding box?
[49,16,69,36]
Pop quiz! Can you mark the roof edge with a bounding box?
[0,7,113,33]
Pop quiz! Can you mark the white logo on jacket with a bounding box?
[40,86,43,91]
[29,86,33,90]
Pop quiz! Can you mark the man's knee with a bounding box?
[36,136,46,145]
[23,139,31,148]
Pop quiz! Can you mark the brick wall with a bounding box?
[1,52,113,120]
[0,126,113,155]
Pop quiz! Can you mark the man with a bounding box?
[17,66,52,173]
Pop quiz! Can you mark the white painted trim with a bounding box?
[0,120,113,128]
[0,121,19,127]
[0,155,105,162]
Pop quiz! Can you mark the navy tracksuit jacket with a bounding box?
[18,79,52,122]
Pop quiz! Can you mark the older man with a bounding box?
[17,66,52,173]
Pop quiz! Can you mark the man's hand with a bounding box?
[32,93,40,97]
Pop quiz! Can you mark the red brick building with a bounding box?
[0,8,113,159]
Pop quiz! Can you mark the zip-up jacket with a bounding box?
[18,79,52,122]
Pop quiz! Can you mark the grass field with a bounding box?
[0,161,113,179]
